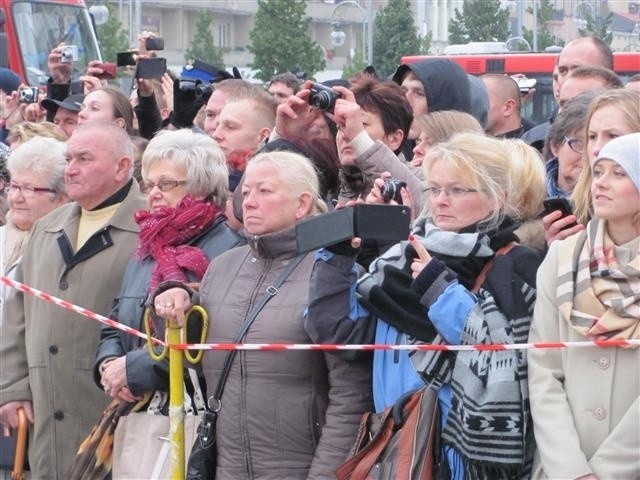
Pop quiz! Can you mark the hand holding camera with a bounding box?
[170,77,211,129]
[366,173,409,206]
[47,45,74,84]
[329,86,367,144]
[274,84,318,141]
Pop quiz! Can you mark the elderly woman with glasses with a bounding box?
[94,129,243,403]
[1,137,68,288]
[0,137,68,473]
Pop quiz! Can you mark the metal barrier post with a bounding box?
[167,318,185,480]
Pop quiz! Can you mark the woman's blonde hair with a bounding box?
[7,121,67,145]
[141,129,229,207]
[501,139,546,220]
[248,151,328,217]
[415,111,483,145]
[422,132,515,230]
[571,89,640,224]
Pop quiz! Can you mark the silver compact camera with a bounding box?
[60,45,79,63]
[18,86,39,104]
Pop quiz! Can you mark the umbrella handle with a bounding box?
[11,407,27,480]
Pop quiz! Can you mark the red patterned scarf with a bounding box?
[135,196,224,290]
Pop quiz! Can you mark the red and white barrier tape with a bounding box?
[3,275,638,352]
[0,275,165,346]
[173,339,639,351]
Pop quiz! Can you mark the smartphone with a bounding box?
[116,51,138,67]
[135,57,166,79]
[93,62,117,80]
[543,197,578,229]
[145,37,165,51]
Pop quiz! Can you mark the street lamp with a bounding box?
[329,0,372,66]
[89,4,109,26]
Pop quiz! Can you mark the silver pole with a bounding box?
[367,0,373,66]
[533,0,538,52]
[516,0,524,37]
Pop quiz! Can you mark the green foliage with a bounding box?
[96,3,129,63]
[578,10,613,46]
[342,38,367,81]
[372,0,422,77]
[248,0,325,83]
[523,0,565,51]
[419,31,433,54]
[185,10,225,67]
[448,0,511,44]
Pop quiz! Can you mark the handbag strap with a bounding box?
[471,241,518,293]
[208,254,306,410]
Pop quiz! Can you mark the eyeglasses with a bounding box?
[563,136,584,154]
[4,182,56,196]
[141,179,187,194]
[424,186,479,198]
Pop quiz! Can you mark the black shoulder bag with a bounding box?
[186,254,306,480]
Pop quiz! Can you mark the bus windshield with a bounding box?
[11,1,100,85]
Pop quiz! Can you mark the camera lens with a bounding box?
[381,179,406,204]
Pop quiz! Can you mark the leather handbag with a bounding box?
[336,386,440,480]
[186,254,306,480]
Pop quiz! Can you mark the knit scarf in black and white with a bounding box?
[358,217,540,480]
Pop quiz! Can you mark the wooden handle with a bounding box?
[11,408,27,480]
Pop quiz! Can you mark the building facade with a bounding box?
[106,0,638,75]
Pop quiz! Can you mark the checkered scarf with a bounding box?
[557,218,640,343]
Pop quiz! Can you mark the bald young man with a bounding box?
[481,74,526,138]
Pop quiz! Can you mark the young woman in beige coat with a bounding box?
[528,132,640,479]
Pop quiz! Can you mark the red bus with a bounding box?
[400,52,640,124]
[0,0,101,85]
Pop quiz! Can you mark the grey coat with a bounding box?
[195,226,372,480]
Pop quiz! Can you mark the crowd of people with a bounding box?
[0,32,638,480]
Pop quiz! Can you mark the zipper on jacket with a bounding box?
[240,255,273,480]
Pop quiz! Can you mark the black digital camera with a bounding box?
[18,87,39,104]
[308,82,341,113]
[179,78,213,101]
[380,178,407,204]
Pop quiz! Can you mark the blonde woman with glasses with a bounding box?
[308,132,543,479]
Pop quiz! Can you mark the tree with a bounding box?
[448,0,510,44]
[96,3,129,63]
[523,0,565,51]
[248,0,325,83]
[578,9,613,46]
[342,38,367,81]
[185,10,225,67]
[372,0,421,78]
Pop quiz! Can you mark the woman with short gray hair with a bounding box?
[1,137,68,280]
[94,129,243,409]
